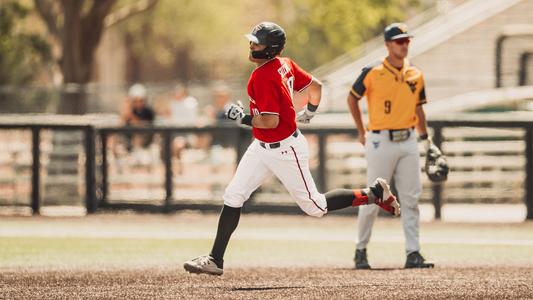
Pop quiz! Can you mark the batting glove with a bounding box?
[296,106,316,124]
[225,101,245,124]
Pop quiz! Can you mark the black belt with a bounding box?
[371,127,414,133]
[260,130,299,149]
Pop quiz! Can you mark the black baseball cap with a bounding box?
[384,23,413,41]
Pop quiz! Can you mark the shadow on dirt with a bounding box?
[339,267,405,271]
[232,286,304,291]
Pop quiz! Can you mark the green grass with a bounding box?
[2,236,532,270]
[1,214,533,270]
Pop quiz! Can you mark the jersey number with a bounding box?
[384,100,392,114]
[286,76,294,100]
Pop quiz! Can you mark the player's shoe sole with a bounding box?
[183,255,223,276]
[375,178,401,216]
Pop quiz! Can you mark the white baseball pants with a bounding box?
[357,129,422,253]
[223,131,328,217]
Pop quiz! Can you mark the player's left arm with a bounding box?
[251,76,320,128]
[416,75,429,141]
[306,77,322,107]
[295,77,321,123]
[290,59,321,122]
[415,105,428,138]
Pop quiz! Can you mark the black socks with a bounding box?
[325,189,356,211]
[210,205,241,268]
[326,188,375,211]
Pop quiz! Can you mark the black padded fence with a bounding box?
[0,113,532,220]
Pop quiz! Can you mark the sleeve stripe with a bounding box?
[417,100,427,106]
[350,89,362,99]
[296,76,314,93]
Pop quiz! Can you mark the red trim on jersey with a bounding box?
[352,190,369,206]
[290,146,325,212]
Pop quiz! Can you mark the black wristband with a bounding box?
[419,133,428,140]
[241,114,253,126]
[307,102,319,112]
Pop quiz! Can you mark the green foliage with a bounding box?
[285,0,421,69]
[1,0,425,86]
[0,0,51,85]
[120,0,257,81]
[119,0,422,82]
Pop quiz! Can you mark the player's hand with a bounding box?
[358,131,366,146]
[296,107,316,124]
[225,101,245,124]
[423,138,431,151]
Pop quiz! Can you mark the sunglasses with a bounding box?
[393,38,410,45]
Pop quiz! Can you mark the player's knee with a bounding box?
[402,201,420,211]
[222,189,247,208]
[293,193,327,218]
[299,201,327,217]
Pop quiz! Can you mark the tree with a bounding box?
[116,0,424,84]
[285,0,422,70]
[118,0,262,83]
[0,1,54,113]
[33,0,159,114]
[0,1,51,85]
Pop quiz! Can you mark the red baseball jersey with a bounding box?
[247,57,313,143]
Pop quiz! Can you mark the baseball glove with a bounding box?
[425,140,449,182]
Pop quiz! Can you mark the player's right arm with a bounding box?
[252,114,279,128]
[348,67,372,145]
[347,93,366,145]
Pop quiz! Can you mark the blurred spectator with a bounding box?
[167,83,199,125]
[213,85,232,123]
[208,84,234,148]
[122,83,155,126]
[164,83,200,174]
[121,83,156,151]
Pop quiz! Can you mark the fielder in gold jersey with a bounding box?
[347,23,434,269]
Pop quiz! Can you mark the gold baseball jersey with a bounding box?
[350,58,427,130]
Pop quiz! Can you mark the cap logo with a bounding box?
[398,23,408,33]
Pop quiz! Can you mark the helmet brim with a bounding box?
[244,33,259,44]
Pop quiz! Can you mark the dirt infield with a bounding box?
[2,213,533,299]
[2,266,533,299]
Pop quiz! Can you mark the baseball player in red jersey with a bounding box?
[183,22,400,276]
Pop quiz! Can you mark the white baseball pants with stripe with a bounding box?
[356,129,422,254]
[223,131,328,217]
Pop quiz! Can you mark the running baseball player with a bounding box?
[347,23,434,269]
[183,21,400,276]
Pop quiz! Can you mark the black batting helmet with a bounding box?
[245,22,286,59]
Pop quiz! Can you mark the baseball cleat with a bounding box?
[354,248,371,269]
[372,178,401,216]
[183,255,223,276]
[405,251,435,268]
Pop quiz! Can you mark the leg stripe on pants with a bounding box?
[290,146,325,212]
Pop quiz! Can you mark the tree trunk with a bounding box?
[58,0,116,114]
[34,0,157,114]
